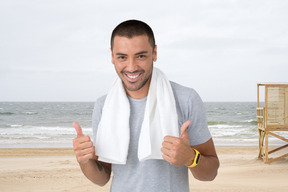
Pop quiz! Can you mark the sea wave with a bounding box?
[0,102,265,147]
[6,124,23,128]
[24,111,38,115]
[0,112,14,115]
[208,120,258,126]
[0,126,92,136]
[208,121,227,125]
[0,126,93,147]
[243,119,258,125]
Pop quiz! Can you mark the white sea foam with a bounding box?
[0,125,93,148]
[1,101,284,148]
[24,111,38,115]
[243,119,256,123]
[7,124,23,128]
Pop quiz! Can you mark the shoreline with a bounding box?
[1,146,288,192]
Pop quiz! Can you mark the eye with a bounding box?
[137,55,146,59]
[117,56,126,60]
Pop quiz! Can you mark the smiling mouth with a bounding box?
[127,74,140,79]
[123,71,143,82]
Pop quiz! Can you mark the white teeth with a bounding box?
[127,74,139,79]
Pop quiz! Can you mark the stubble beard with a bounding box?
[122,70,152,91]
[121,63,153,92]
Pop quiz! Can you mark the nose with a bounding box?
[126,58,137,72]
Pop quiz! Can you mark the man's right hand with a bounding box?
[73,122,98,164]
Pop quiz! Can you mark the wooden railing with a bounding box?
[257,107,264,130]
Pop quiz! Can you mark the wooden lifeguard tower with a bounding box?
[257,83,288,163]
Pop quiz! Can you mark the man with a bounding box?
[73,20,219,191]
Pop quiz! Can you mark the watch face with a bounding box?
[195,153,201,164]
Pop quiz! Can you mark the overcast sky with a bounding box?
[1,0,287,102]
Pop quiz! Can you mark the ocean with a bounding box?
[0,102,285,148]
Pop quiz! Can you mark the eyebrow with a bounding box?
[115,53,127,56]
[115,51,148,56]
[135,51,148,55]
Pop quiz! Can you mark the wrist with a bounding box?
[184,147,195,166]
[186,148,201,168]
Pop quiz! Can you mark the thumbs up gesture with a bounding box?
[161,120,195,166]
[73,122,98,164]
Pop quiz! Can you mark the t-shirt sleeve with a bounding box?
[186,89,211,146]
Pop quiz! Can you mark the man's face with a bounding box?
[111,35,157,99]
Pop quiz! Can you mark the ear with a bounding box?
[153,45,157,62]
[111,48,115,64]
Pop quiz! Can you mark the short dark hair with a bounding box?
[110,20,156,49]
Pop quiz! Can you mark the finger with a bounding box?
[180,120,191,139]
[79,140,94,149]
[162,141,174,150]
[162,153,172,164]
[81,147,94,156]
[73,121,83,137]
[74,138,93,149]
[77,135,91,143]
[163,135,179,143]
[161,146,171,157]
[78,153,93,164]
[73,138,92,153]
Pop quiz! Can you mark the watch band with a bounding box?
[186,148,201,168]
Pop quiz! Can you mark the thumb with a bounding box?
[73,122,83,137]
[180,120,191,139]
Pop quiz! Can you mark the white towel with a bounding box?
[95,67,179,164]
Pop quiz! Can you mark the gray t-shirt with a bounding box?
[92,81,211,192]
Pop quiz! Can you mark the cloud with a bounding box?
[1,0,288,101]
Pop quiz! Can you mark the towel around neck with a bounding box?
[95,67,179,164]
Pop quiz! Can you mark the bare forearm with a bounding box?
[80,159,111,186]
[190,155,219,181]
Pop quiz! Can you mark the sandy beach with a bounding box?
[0,146,287,192]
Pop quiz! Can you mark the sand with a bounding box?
[0,146,287,192]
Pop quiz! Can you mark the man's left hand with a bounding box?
[161,120,195,166]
